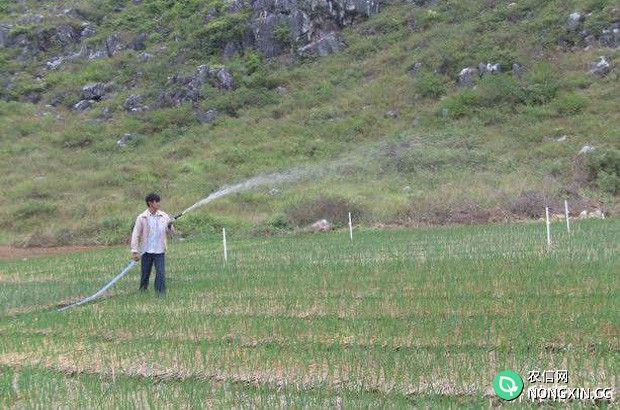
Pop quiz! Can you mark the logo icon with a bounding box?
[493,370,524,401]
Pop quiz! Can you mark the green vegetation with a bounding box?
[0,0,618,246]
[0,219,617,406]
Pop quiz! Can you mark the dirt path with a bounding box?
[0,245,110,261]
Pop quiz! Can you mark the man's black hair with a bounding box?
[145,193,161,206]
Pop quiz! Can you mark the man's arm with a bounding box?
[130,217,142,259]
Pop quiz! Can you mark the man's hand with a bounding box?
[132,252,140,262]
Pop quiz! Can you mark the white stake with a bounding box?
[222,227,228,263]
[348,212,353,242]
[545,207,552,249]
[564,200,570,233]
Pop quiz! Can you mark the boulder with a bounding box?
[88,34,124,60]
[81,83,106,100]
[117,133,136,147]
[54,25,80,47]
[0,25,10,47]
[73,99,93,111]
[566,12,583,31]
[599,23,620,48]
[589,209,604,219]
[478,62,501,75]
[297,32,343,57]
[578,145,595,154]
[385,109,399,118]
[248,0,379,57]
[80,24,95,38]
[310,219,331,232]
[457,67,478,87]
[215,67,234,90]
[407,62,422,76]
[511,62,523,77]
[123,94,147,113]
[46,56,63,70]
[130,33,148,51]
[137,52,153,62]
[195,109,219,124]
[588,56,611,77]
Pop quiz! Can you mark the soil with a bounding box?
[0,245,109,261]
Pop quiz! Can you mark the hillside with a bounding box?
[0,0,618,246]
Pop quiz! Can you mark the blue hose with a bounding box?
[58,259,137,312]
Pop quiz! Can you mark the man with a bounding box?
[130,193,174,295]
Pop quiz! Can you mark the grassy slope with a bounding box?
[0,0,618,246]
[0,219,617,406]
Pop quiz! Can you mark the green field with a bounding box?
[0,219,617,407]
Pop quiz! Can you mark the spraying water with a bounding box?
[58,133,436,311]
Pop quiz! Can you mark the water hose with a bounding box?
[58,213,184,312]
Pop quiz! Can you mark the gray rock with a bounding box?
[589,209,605,219]
[478,62,501,75]
[407,62,422,76]
[297,32,343,57]
[195,109,219,124]
[457,67,478,87]
[215,68,235,90]
[578,145,595,154]
[117,133,136,147]
[74,99,93,111]
[62,8,84,19]
[584,34,598,47]
[268,187,281,196]
[588,56,611,77]
[310,219,331,232]
[566,12,583,31]
[276,85,288,95]
[80,25,95,38]
[223,41,242,59]
[248,0,378,58]
[81,83,106,100]
[18,15,44,25]
[599,23,620,48]
[130,33,148,51]
[88,34,124,60]
[100,107,113,120]
[54,25,80,47]
[385,109,399,118]
[124,94,147,113]
[46,57,63,70]
[137,52,153,62]
[402,185,412,193]
[0,25,11,48]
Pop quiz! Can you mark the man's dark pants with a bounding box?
[140,253,165,295]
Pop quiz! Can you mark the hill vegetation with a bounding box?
[0,0,618,246]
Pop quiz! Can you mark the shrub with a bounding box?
[553,92,587,115]
[520,62,559,105]
[475,74,520,107]
[273,24,292,48]
[14,201,57,220]
[441,89,478,118]
[286,196,363,228]
[509,191,545,218]
[415,71,445,98]
[587,148,620,195]
[193,11,250,54]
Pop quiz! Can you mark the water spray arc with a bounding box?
[57,137,420,311]
[57,170,317,312]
